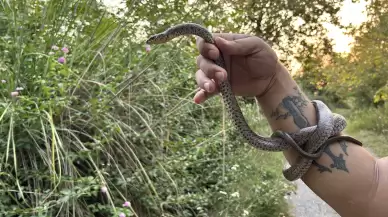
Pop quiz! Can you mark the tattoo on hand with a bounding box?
[270,86,310,128]
[313,140,349,173]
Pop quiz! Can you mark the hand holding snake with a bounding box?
[193,33,278,103]
[146,23,362,181]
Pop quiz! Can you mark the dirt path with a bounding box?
[284,162,339,217]
[286,178,340,217]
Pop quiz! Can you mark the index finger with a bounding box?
[196,37,220,60]
[195,33,249,60]
[195,34,220,60]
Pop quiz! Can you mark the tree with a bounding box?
[123,0,353,67]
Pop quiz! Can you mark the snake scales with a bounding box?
[146,23,362,181]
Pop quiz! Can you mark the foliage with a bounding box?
[0,0,299,217]
[296,0,388,108]
[295,0,388,158]
[126,0,351,67]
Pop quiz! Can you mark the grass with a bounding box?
[335,106,388,157]
[0,1,294,217]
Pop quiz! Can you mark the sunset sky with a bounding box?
[102,0,368,53]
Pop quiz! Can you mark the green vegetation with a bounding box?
[0,0,386,216]
[296,0,388,157]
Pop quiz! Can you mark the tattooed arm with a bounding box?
[256,63,388,217]
[194,34,388,217]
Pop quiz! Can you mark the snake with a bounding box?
[145,23,363,181]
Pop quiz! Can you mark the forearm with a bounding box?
[255,62,381,217]
[256,63,318,164]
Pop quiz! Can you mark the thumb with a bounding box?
[215,36,260,56]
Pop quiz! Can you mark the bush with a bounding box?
[0,1,294,216]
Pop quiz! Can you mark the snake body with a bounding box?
[146,23,362,181]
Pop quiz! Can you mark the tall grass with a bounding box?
[341,104,388,157]
[0,0,294,216]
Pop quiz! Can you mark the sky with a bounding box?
[323,0,368,53]
[102,0,368,53]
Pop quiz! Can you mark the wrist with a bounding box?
[254,62,319,165]
[255,62,318,133]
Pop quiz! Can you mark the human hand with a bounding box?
[193,33,279,104]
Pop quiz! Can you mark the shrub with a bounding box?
[0,1,294,216]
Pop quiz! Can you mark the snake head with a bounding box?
[146,33,169,44]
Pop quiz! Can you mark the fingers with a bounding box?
[194,68,222,104]
[193,88,218,104]
[196,55,227,83]
[195,33,254,59]
[215,36,261,56]
[196,37,220,60]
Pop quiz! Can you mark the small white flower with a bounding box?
[11,91,19,97]
[100,186,108,193]
[219,191,227,195]
[16,87,24,91]
[74,20,82,26]
[231,164,239,171]
[231,191,239,198]
[243,210,249,216]
[1,80,5,83]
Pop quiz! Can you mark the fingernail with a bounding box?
[204,82,212,92]
[194,96,204,104]
[215,71,226,81]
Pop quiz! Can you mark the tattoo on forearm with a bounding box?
[339,140,349,156]
[313,140,349,173]
[270,86,310,128]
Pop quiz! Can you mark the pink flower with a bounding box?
[145,44,151,52]
[119,213,126,217]
[51,45,59,50]
[61,47,69,54]
[58,57,66,64]
[100,186,108,193]
[11,91,19,97]
[123,201,131,207]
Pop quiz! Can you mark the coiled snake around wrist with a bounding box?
[146,23,362,181]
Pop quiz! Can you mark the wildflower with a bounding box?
[123,201,131,207]
[51,45,59,50]
[49,51,55,55]
[219,191,227,195]
[100,186,108,193]
[1,80,5,83]
[243,210,249,216]
[58,57,66,64]
[61,47,69,54]
[145,44,151,52]
[231,192,240,198]
[231,164,239,171]
[16,87,23,91]
[119,213,126,217]
[11,91,19,97]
